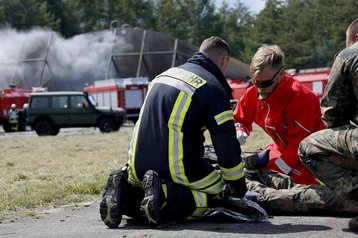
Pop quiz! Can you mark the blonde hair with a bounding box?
[250,44,284,79]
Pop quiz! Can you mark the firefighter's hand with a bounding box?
[235,128,248,145]
[216,183,246,200]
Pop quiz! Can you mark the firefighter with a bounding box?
[299,18,358,232]
[233,44,324,185]
[9,104,18,131]
[100,36,248,228]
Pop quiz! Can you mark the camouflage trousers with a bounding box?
[298,125,358,200]
[246,170,358,215]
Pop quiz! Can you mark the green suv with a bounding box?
[26,91,126,136]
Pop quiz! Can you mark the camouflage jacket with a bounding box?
[321,42,358,128]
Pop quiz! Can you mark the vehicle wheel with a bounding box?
[2,121,14,132]
[99,118,118,133]
[130,117,138,124]
[35,120,53,136]
[51,127,60,136]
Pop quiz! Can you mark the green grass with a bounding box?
[0,130,131,221]
[0,125,271,222]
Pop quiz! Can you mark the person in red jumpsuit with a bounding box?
[233,44,324,185]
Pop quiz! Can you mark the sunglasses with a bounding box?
[252,65,284,88]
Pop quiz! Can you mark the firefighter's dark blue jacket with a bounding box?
[127,52,247,198]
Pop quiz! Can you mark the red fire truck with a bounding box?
[228,67,330,102]
[84,77,149,123]
[0,86,32,132]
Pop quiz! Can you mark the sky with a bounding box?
[215,0,266,14]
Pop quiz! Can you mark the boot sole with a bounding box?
[100,172,126,228]
[140,171,161,228]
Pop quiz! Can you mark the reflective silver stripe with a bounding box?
[172,94,189,184]
[189,170,220,189]
[274,157,292,174]
[168,91,191,185]
[161,67,206,89]
[220,162,245,181]
[127,86,153,186]
[198,179,225,194]
[153,75,195,95]
[192,190,206,207]
[221,168,244,178]
[214,110,234,125]
[188,190,208,219]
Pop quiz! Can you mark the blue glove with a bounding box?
[244,191,264,203]
[243,150,269,170]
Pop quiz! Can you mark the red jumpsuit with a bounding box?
[234,74,324,185]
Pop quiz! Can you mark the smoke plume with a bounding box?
[0,27,114,91]
[0,27,248,92]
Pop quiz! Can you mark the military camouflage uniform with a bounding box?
[246,170,358,215]
[298,42,358,201]
[204,148,358,215]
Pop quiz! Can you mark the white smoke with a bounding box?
[0,26,206,91]
[0,27,115,91]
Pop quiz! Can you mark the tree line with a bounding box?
[0,0,357,69]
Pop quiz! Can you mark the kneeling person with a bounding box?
[101,36,247,228]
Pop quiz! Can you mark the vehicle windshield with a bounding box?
[88,95,97,107]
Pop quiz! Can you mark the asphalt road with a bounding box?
[0,123,133,138]
[0,199,357,238]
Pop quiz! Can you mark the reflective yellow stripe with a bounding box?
[198,178,225,194]
[162,183,168,199]
[190,170,220,189]
[189,170,224,194]
[220,162,245,181]
[188,190,208,219]
[214,110,234,125]
[153,75,195,94]
[127,84,154,187]
[127,115,142,186]
[161,67,207,89]
[168,91,192,185]
[316,178,325,186]
[188,207,209,220]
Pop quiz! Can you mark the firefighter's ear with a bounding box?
[220,55,230,74]
[223,55,230,66]
[354,33,358,42]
